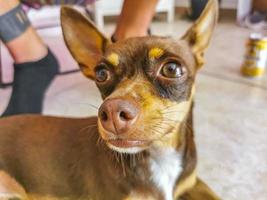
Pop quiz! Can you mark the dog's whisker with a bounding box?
[79,124,98,134]
[119,153,127,177]
[161,109,186,113]
[149,117,182,123]
[150,127,166,136]
[73,102,100,110]
[96,135,105,146]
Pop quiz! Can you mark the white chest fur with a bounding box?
[149,148,183,200]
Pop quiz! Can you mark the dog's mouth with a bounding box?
[108,139,147,148]
[106,139,149,154]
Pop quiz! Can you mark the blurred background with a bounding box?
[0,0,267,199]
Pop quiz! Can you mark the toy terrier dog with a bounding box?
[0,0,221,199]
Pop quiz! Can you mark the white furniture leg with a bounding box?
[237,0,252,23]
[167,3,175,23]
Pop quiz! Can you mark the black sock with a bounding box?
[2,48,59,117]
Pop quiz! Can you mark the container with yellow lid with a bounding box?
[241,33,267,77]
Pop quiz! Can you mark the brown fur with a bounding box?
[0,0,221,199]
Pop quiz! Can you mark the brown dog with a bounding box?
[0,0,221,199]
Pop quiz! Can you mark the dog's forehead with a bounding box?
[104,36,195,71]
[105,37,188,58]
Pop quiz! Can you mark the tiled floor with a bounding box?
[1,12,267,200]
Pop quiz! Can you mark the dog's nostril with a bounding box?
[119,111,130,121]
[100,111,108,121]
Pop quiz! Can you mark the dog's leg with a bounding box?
[0,171,29,200]
[179,178,221,200]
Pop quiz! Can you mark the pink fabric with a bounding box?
[21,0,96,9]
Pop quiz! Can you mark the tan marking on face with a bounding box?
[148,48,164,60]
[98,78,195,150]
[107,53,119,66]
[151,97,193,149]
[107,78,141,99]
[142,84,196,149]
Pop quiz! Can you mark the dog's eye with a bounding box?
[95,68,110,82]
[161,62,185,78]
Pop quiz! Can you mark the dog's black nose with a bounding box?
[98,98,140,135]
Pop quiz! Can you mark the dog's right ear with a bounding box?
[61,6,109,79]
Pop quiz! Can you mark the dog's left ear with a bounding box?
[182,0,218,69]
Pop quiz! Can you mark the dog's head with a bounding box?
[61,0,218,154]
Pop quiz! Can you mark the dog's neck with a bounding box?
[102,103,195,199]
[148,146,184,200]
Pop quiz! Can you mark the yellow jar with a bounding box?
[241,33,267,77]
